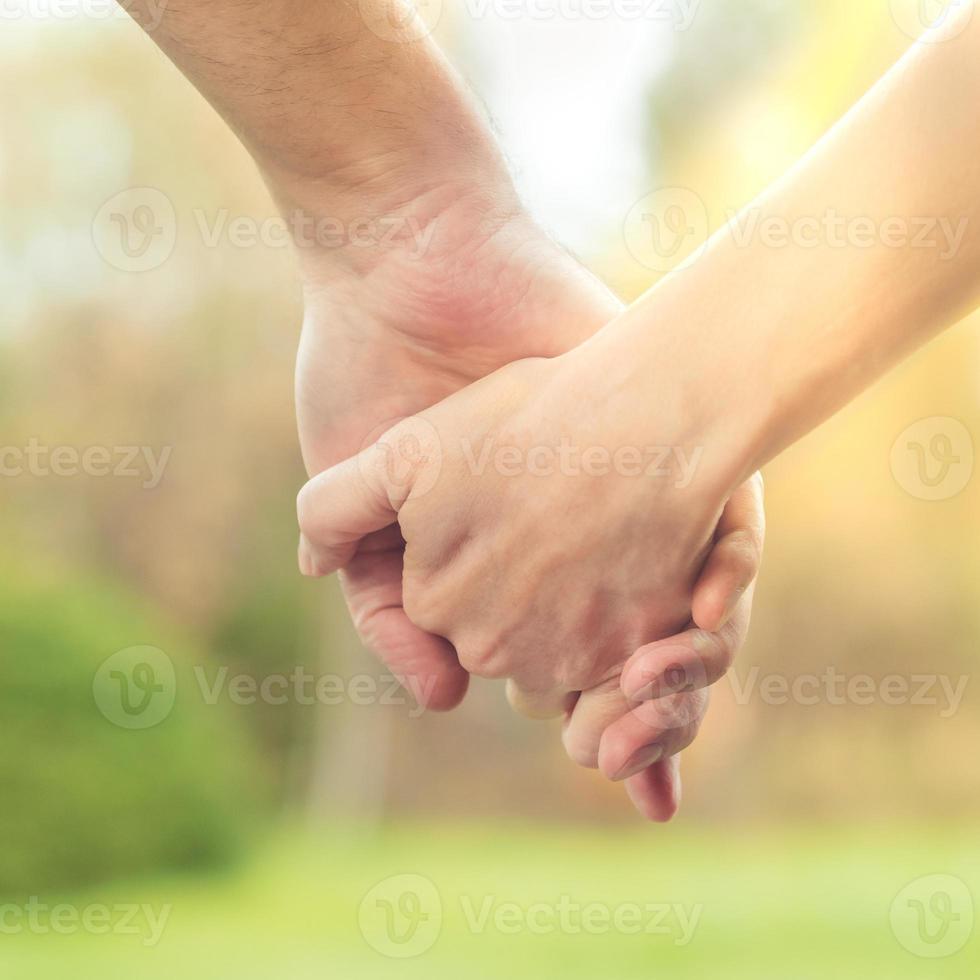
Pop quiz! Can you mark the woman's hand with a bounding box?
[297,333,763,817]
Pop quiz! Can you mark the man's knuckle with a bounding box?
[402,581,449,634]
[456,636,509,679]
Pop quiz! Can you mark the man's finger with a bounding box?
[296,436,408,577]
[691,472,765,632]
[598,688,709,782]
[351,598,469,712]
[505,679,573,720]
[341,545,468,712]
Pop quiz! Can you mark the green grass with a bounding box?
[1,822,977,979]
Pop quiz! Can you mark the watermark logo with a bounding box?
[0,440,171,489]
[889,0,974,42]
[93,193,438,272]
[890,417,974,501]
[358,874,442,958]
[458,0,700,28]
[725,208,968,260]
[623,187,709,273]
[459,895,701,940]
[0,898,171,947]
[93,646,176,730]
[193,666,433,718]
[0,0,168,30]
[358,0,442,43]
[728,666,969,717]
[358,415,444,503]
[92,187,177,273]
[890,874,974,958]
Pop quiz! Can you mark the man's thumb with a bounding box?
[296,416,440,577]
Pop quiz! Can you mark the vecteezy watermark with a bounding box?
[193,666,432,719]
[460,438,704,488]
[0,0,168,30]
[457,895,701,941]
[91,187,437,273]
[461,0,701,28]
[191,209,436,258]
[92,188,178,274]
[890,417,974,501]
[890,874,974,958]
[356,0,701,43]
[357,416,707,503]
[623,188,971,273]
[357,874,701,958]
[358,874,443,959]
[725,208,969,261]
[0,898,172,948]
[94,649,436,729]
[357,0,443,43]
[889,0,974,42]
[93,646,176,730]
[727,667,970,718]
[0,440,172,489]
[623,187,711,273]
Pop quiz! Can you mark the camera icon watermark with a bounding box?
[357,0,443,43]
[890,416,974,501]
[623,187,709,274]
[92,187,177,274]
[890,874,974,958]
[358,873,442,958]
[357,415,444,504]
[889,0,974,42]
[92,646,176,730]
[0,0,168,30]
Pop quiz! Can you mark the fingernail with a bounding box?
[612,743,664,782]
[716,588,745,630]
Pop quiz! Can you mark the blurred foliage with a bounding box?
[0,565,256,896]
[0,0,976,851]
[0,5,978,976]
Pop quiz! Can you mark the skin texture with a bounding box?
[301,1,980,803]
[121,0,767,818]
[296,201,764,820]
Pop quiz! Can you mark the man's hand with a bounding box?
[119,0,764,818]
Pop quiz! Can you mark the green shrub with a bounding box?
[0,566,257,897]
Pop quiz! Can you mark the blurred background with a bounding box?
[1,0,978,976]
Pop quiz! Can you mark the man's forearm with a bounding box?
[122,1,515,222]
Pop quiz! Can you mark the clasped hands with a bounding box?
[296,217,765,822]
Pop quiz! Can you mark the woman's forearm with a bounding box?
[605,4,980,485]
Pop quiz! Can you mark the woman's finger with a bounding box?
[561,676,625,768]
[597,687,709,782]
[620,587,753,702]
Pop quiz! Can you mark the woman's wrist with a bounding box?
[565,261,774,504]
